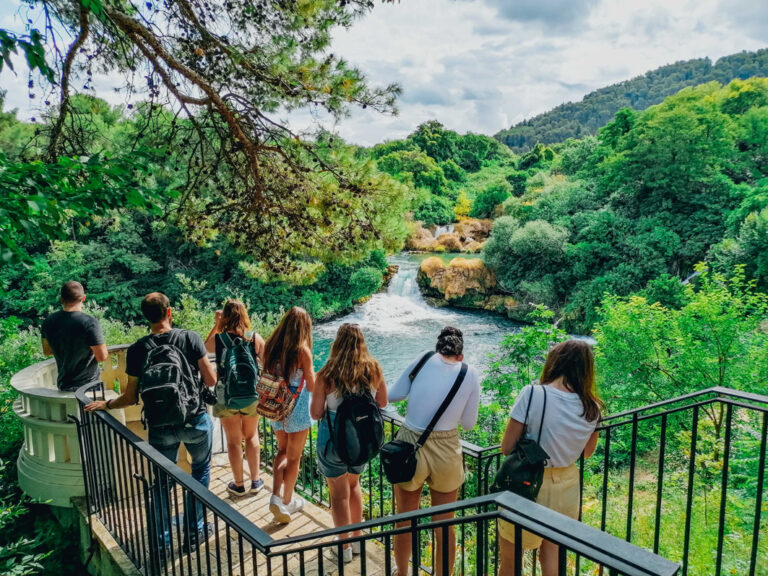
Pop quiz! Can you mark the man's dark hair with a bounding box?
[436,326,463,356]
[60,281,85,304]
[141,292,171,323]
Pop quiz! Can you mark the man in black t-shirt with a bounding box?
[85,292,216,553]
[41,281,108,391]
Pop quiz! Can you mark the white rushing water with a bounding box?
[314,254,519,383]
[433,224,455,238]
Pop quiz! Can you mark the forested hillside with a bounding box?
[494,48,768,152]
[484,78,768,331]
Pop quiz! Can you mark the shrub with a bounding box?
[470,183,511,218]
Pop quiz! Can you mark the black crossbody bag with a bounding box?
[491,385,550,500]
[380,352,469,484]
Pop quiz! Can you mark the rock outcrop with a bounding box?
[406,218,493,253]
[418,256,533,321]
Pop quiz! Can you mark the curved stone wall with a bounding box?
[12,346,130,508]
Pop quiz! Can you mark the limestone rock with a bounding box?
[406,223,439,251]
[418,257,496,301]
[454,218,493,243]
[437,233,463,252]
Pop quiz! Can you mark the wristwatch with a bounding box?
[106,399,113,410]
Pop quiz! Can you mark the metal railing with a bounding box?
[459,387,768,576]
[74,382,679,576]
[583,387,768,576]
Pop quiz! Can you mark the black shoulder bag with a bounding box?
[380,354,468,484]
[491,385,550,500]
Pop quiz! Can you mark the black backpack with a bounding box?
[139,332,201,428]
[326,389,384,467]
[218,333,260,410]
[491,386,550,500]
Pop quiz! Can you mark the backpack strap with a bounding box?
[521,385,536,434]
[415,362,468,449]
[409,351,436,383]
[219,332,234,349]
[537,386,548,445]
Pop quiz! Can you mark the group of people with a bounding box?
[44,281,602,576]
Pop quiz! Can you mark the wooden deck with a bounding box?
[122,424,390,575]
[162,456,390,576]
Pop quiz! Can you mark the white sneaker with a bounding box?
[272,495,304,524]
[283,495,305,515]
[342,546,353,564]
[270,495,290,524]
[332,537,354,564]
[351,541,361,555]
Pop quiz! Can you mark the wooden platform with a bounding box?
[122,423,390,575]
[133,456,388,576]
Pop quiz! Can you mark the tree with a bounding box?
[2,0,402,273]
[454,190,471,220]
[470,183,511,218]
[483,217,569,291]
[376,150,450,196]
[594,265,768,414]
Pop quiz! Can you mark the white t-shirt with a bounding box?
[388,351,480,432]
[510,384,598,468]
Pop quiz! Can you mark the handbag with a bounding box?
[381,353,468,484]
[491,386,550,500]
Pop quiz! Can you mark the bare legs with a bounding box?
[538,540,559,576]
[221,415,261,486]
[394,485,422,576]
[326,473,363,545]
[499,536,558,576]
[272,428,309,504]
[394,486,459,576]
[241,416,261,482]
[429,488,458,576]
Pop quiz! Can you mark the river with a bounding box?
[313,253,520,384]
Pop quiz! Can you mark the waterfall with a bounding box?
[434,224,455,238]
[314,254,516,383]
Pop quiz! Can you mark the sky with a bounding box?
[1,0,766,146]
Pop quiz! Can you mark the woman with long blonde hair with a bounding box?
[498,339,603,576]
[263,307,315,523]
[205,300,265,497]
[310,323,387,563]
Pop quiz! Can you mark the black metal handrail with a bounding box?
[74,381,680,576]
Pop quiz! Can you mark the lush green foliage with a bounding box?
[483,78,768,332]
[2,0,407,273]
[495,48,768,152]
[594,265,768,412]
[469,183,511,218]
[371,121,514,225]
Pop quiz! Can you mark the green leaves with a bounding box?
[0,152,162,263]
[0,29,54,84]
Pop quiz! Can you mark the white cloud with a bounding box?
[1,0,765,146]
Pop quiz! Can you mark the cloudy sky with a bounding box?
[1,0,766,145]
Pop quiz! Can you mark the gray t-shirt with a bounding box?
[41,310,105,391]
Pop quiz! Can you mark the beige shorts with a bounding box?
[498,464,580,550]
[213,400,261,419]
[395,427,465,494]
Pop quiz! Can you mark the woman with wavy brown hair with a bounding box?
[262,307,315,523]
[498,339,603,576]
[205,300,265,497]
[310,324,387,563]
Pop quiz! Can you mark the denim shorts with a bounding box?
[317,411,366,478]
